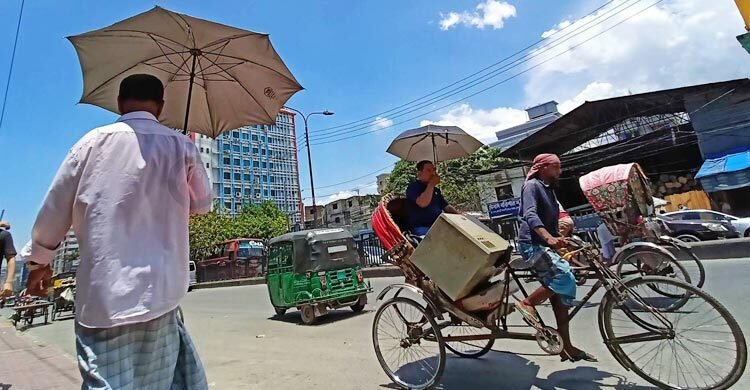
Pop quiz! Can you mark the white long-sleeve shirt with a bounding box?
[21,111,212,328]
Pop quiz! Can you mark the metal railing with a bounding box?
[356,236,388,267]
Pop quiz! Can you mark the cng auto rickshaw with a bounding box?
[265,228,373,325]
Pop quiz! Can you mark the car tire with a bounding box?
[745,229,750,238]
[676,234,701,243]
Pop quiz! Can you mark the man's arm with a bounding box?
[22,148,84,265]
[414,184,436,208]
[1,232,17,297]
[521,183,564,249]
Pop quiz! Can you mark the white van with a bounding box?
[188,261,197,292]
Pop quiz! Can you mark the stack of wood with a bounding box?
[650,173,701,197]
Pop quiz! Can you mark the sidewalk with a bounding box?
[0,319,79,390]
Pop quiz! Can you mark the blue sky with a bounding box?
[0,0,747,246]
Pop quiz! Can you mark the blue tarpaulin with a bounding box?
[696,149,750,192]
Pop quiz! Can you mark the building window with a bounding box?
[242,146,250,153]
[232,131,240,139]
[224,172,231,180]
[252,148,259,154]
[241,133,249,140]
[243,159,250,166]
[495,184,513,201]
[224,187,231,195]
[206,163,210,168]
[223,157,230,165]
[335,217,341,224]
[253,161,260,168]
[234,173,241,180]
[348,200,353,207]
[252,134,259,141]
[261,149,266,156]
[224,202,232,210]
[223,143,230,151]
[264,190,269,196]
[243,174,251,181]
[232,145,240,152]
[233,158,240,165]
[271,190,276,196]
[333,204,338,210]
[245,188,252,196]
[200,147,204,153]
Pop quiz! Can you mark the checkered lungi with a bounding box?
[75,309,208,390]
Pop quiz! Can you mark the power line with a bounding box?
[301,163,395,191]
[310,0,621,135]
[0,0,25,130]
[310,0,643,142]
[310,0,663,146]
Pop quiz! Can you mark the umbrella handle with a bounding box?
[182,52,199,134]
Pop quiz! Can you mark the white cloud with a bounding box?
[439,0,517,30]
[524,0,747,105]
[420,103,527,143]
[424,0,747,146]
[371,116,394,130]
[318,182,379,206]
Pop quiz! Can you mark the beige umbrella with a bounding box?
[68,6,303,137]
[386,124,484,162]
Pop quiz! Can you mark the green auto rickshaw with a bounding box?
[266,228,373,325]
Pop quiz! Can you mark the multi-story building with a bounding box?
[323,194,380,233]
[191,109,303,224]
[376,173,390,195]
[489,101,561,152]
[53,228,79,275]
[303,205,325,229]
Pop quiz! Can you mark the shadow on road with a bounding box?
[0,383,11,390]
[267,308,370,326]
[378,350,657,390]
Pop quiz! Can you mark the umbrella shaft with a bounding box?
[182,54,198,134]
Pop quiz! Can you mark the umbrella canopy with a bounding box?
[68,6,303,137]
[386,124,483,162]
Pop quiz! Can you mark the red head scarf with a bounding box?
[526,153,561,181]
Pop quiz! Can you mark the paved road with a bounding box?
[7,258,750,389]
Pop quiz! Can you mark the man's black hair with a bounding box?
[416,160,434,172]
[118,74,164,102]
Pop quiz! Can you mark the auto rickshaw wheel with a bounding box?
[274,307,287,316]
[350,296,366,313]
[300,305,316,325]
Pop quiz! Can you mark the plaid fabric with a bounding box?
[75,309,208,390]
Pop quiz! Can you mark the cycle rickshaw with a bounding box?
[579,163,706,291]
[370,191,747,390]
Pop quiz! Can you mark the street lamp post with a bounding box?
[285,107,334,228]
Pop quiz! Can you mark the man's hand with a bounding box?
[545,236,568,251]
[0,283,13,299]
[429,174,441,187]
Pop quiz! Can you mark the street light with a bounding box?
[284,107,334,228]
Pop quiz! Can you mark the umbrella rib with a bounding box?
[169,12,196,47]
[200,32,263,52]
[199,53,275,122]
[81,53,176,101]
[406,134,431,161]
[149,34,192,78]
[204,52,298,84]
[96,29,190,51]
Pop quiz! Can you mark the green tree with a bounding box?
[188,200,289,252]
[383,146,506,212]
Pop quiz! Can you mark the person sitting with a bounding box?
[405,160,459,236]
[514,153,597,363]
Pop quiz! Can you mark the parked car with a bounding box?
[657,214,740,242]
[188,261,197,292]
[663,209,750,237]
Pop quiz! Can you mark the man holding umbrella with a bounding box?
[22,74,212,389]
[406,160,460,236]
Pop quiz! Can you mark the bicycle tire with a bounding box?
[372,297,446,390]
[599,276,747,390]
[615,248,692,299]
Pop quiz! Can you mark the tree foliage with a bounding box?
[189,201,288,250]
[383,146,506,212]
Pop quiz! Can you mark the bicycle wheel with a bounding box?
[616,248,692,299]
[443,323,495,358]
[674,246,707,290]
[600,276,747,390]
[372,297,446,390]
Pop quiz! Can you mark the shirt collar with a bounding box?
[117,111,159,122]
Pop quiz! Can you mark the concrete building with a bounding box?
[376,173,390,194]
[191,109,303,223]
[303,205,325,229]
[489,101,561,153]
[52,228,79,275]
[477,165,528,215]
[323,194,379,233]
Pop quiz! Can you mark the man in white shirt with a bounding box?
[22,74,212,389]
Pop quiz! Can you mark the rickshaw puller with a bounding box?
[515,153,597,363]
